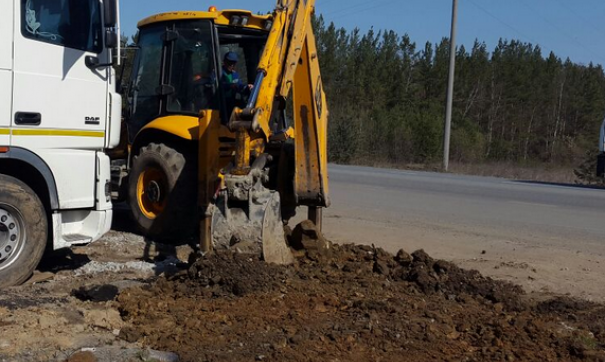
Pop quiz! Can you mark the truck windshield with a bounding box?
[21,0,103,53]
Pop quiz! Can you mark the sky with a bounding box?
[120,0,605,67]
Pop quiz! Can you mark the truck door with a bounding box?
[0,1,12,146]
[11,0,109,209]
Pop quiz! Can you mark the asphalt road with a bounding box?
[317,164,605,301]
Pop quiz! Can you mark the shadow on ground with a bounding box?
[38,249,91,273]
[111,202,140,235]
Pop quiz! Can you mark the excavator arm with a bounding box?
[199,0,329,263]
[230,0,329,208]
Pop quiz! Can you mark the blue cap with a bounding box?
[224,52,239,62]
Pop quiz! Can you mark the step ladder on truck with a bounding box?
[0,0,122,287]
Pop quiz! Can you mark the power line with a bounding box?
[584,0,605,12]
[323,0,377,16]
[552,0,603,35]
[332,0,400,21]
[516,0,605,64]
[467,0,539,45]
[326,0,399,21]
[318,0,339,5]
[314,0,340,13]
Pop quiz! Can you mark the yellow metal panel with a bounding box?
[233,129,251,175]
[198,110,221,252]
[291,23,329,207]
[279,0,315,98]
[0,128,9,135]
[138,11,217,28]
[141,115,200,140]
[253,8,291,137]
[140,115,235,141]
[11,129,105,137]
[138,10,271,31]
[304,25,329,204]
[250,138,266,157]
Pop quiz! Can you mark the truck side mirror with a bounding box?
[104,0,118,28]
[105,30,118,49]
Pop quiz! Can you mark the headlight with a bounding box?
[230,15,249,26]
[230,16,241,26]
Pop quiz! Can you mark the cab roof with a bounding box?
[137,10,273,31]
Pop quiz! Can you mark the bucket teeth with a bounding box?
[211,174,294,265]
[262,192,295,265]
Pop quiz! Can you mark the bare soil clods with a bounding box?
[1,225,604,361]
[116,225,605,362]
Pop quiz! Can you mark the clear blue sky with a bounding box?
[120,0,605,66]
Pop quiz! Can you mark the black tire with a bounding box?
[0,174,48,288]
[128,143,197,242]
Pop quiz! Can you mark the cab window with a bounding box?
[21,0,103,53]
[216,26,268,122]
[127,25,163,141]
[166,21,216,114]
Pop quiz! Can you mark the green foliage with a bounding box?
[409,106,443,162]
[574,150,605,185]
[313,15,605,170]
[452,118,485,163]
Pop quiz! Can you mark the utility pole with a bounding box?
[443,0,458,172]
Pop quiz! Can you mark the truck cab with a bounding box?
[0,0,121,287]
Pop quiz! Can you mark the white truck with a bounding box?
[599,118,605,178]
[0,0,121,287]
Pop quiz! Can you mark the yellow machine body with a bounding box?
[119,1,329,261]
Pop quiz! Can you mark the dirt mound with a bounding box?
[117,223,605,362]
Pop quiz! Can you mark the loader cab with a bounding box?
[125,10,271,141]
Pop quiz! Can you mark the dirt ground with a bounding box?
[1,220,605,362]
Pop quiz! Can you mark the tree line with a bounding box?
[313,16,605,168]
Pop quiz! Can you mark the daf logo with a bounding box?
[85,116,101,125]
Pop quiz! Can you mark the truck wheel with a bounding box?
[128,143,197,242]
[0,174,47,288]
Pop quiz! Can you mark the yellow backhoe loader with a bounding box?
[111,0,329,263]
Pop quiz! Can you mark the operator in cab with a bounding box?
[220,52,253,114]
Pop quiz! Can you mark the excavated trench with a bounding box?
[116,221,605,362]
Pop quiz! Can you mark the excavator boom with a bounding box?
[234,0,329,208]
[209,0,330,262]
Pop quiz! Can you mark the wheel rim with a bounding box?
[137,167,168,219]
[0,204,26,272]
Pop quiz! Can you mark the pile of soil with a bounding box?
[117,222,605,362]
